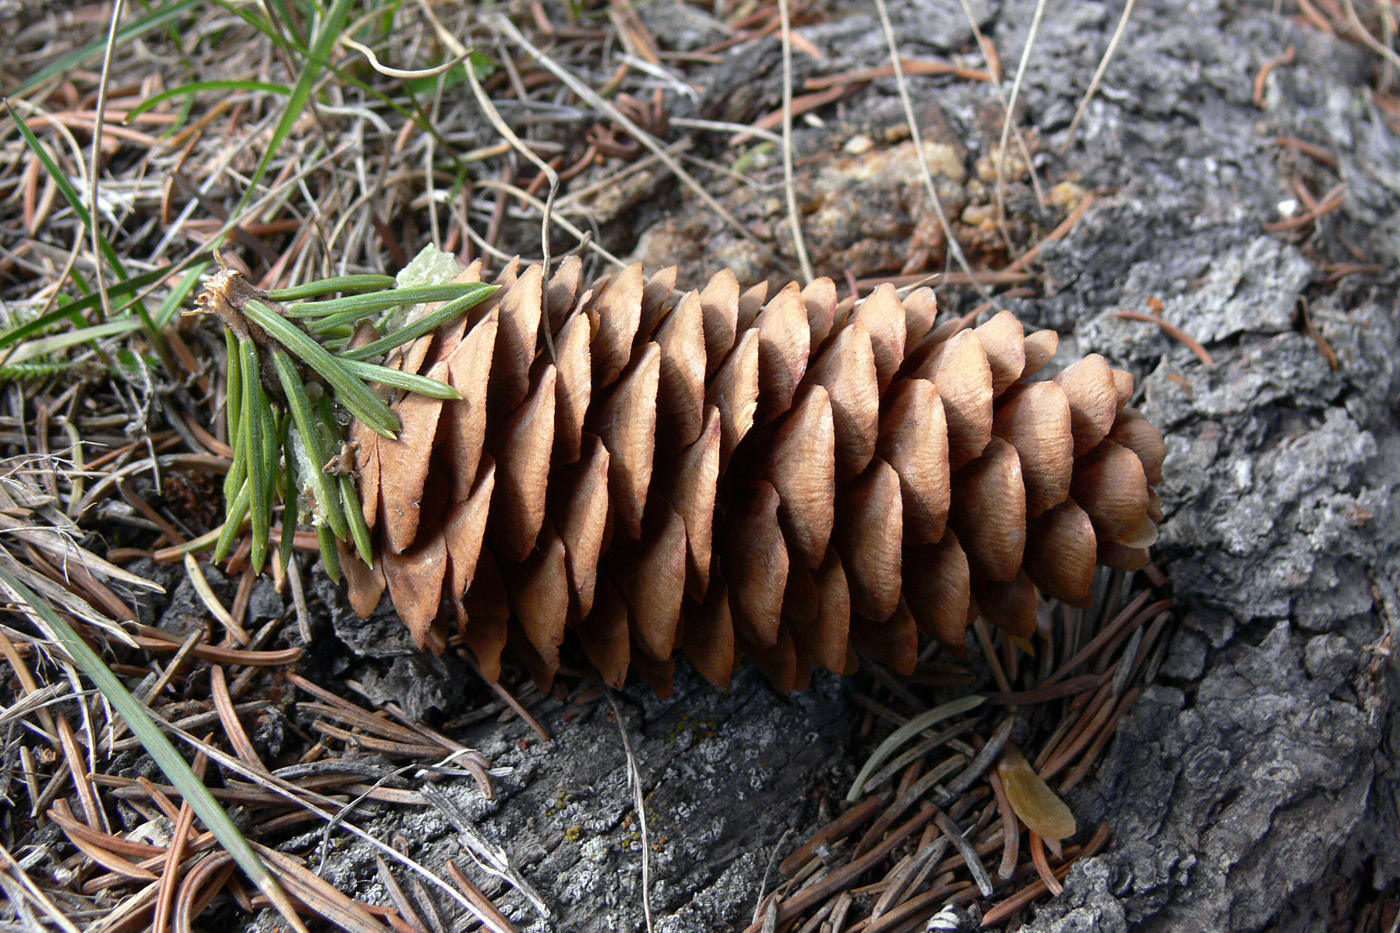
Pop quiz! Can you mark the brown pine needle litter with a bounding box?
[10,0,1346,927]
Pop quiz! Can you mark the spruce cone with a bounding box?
[343,259,1166,694]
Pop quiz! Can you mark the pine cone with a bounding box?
[343,259,1165,694]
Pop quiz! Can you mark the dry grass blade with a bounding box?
[87,0,126,324]
[488,14,787,270]
[0,839,83,933]
[609,692,654,933]
[1064,0,1138,146]
[994,0,1048,235]
[0,564,310,933]
[870,0,994,304]
[777,0,814,283]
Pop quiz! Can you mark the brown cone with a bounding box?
[345,262,1166,692]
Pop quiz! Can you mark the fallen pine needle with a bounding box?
[1114,310,1214,365]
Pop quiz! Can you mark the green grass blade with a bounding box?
[264,0,305,45]
[261,400,281,535]
[233,0,356,216]
[272,350,347,540]
[337,474,374,567]
[5,102,157,337]
[290,283,487,321]
[214,480,251,563]
[266,275,397,301]
[280,452,297,576]
[6,102,121,276]
[0,257,210,350]
[6,319,142,364]
[341,285,497,361]
[240,300,399,438]
[223,329,246,507]
[239,339,271,572]
[224,329,243,452]
[341,360,462,400]
[223,450,247,522]
[0,563,296,925]
[157,264,211,330]
[125,80,290,123]
[316,524,342,584]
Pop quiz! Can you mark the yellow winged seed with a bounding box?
[348,261,1167,691]
[998,745,1077,842]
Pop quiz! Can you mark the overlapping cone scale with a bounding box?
[345,259,1166,694]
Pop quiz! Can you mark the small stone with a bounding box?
[843,134,874,155]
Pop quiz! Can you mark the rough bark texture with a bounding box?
[232,0,1400,930]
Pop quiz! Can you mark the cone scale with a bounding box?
[345,259,1166,695]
